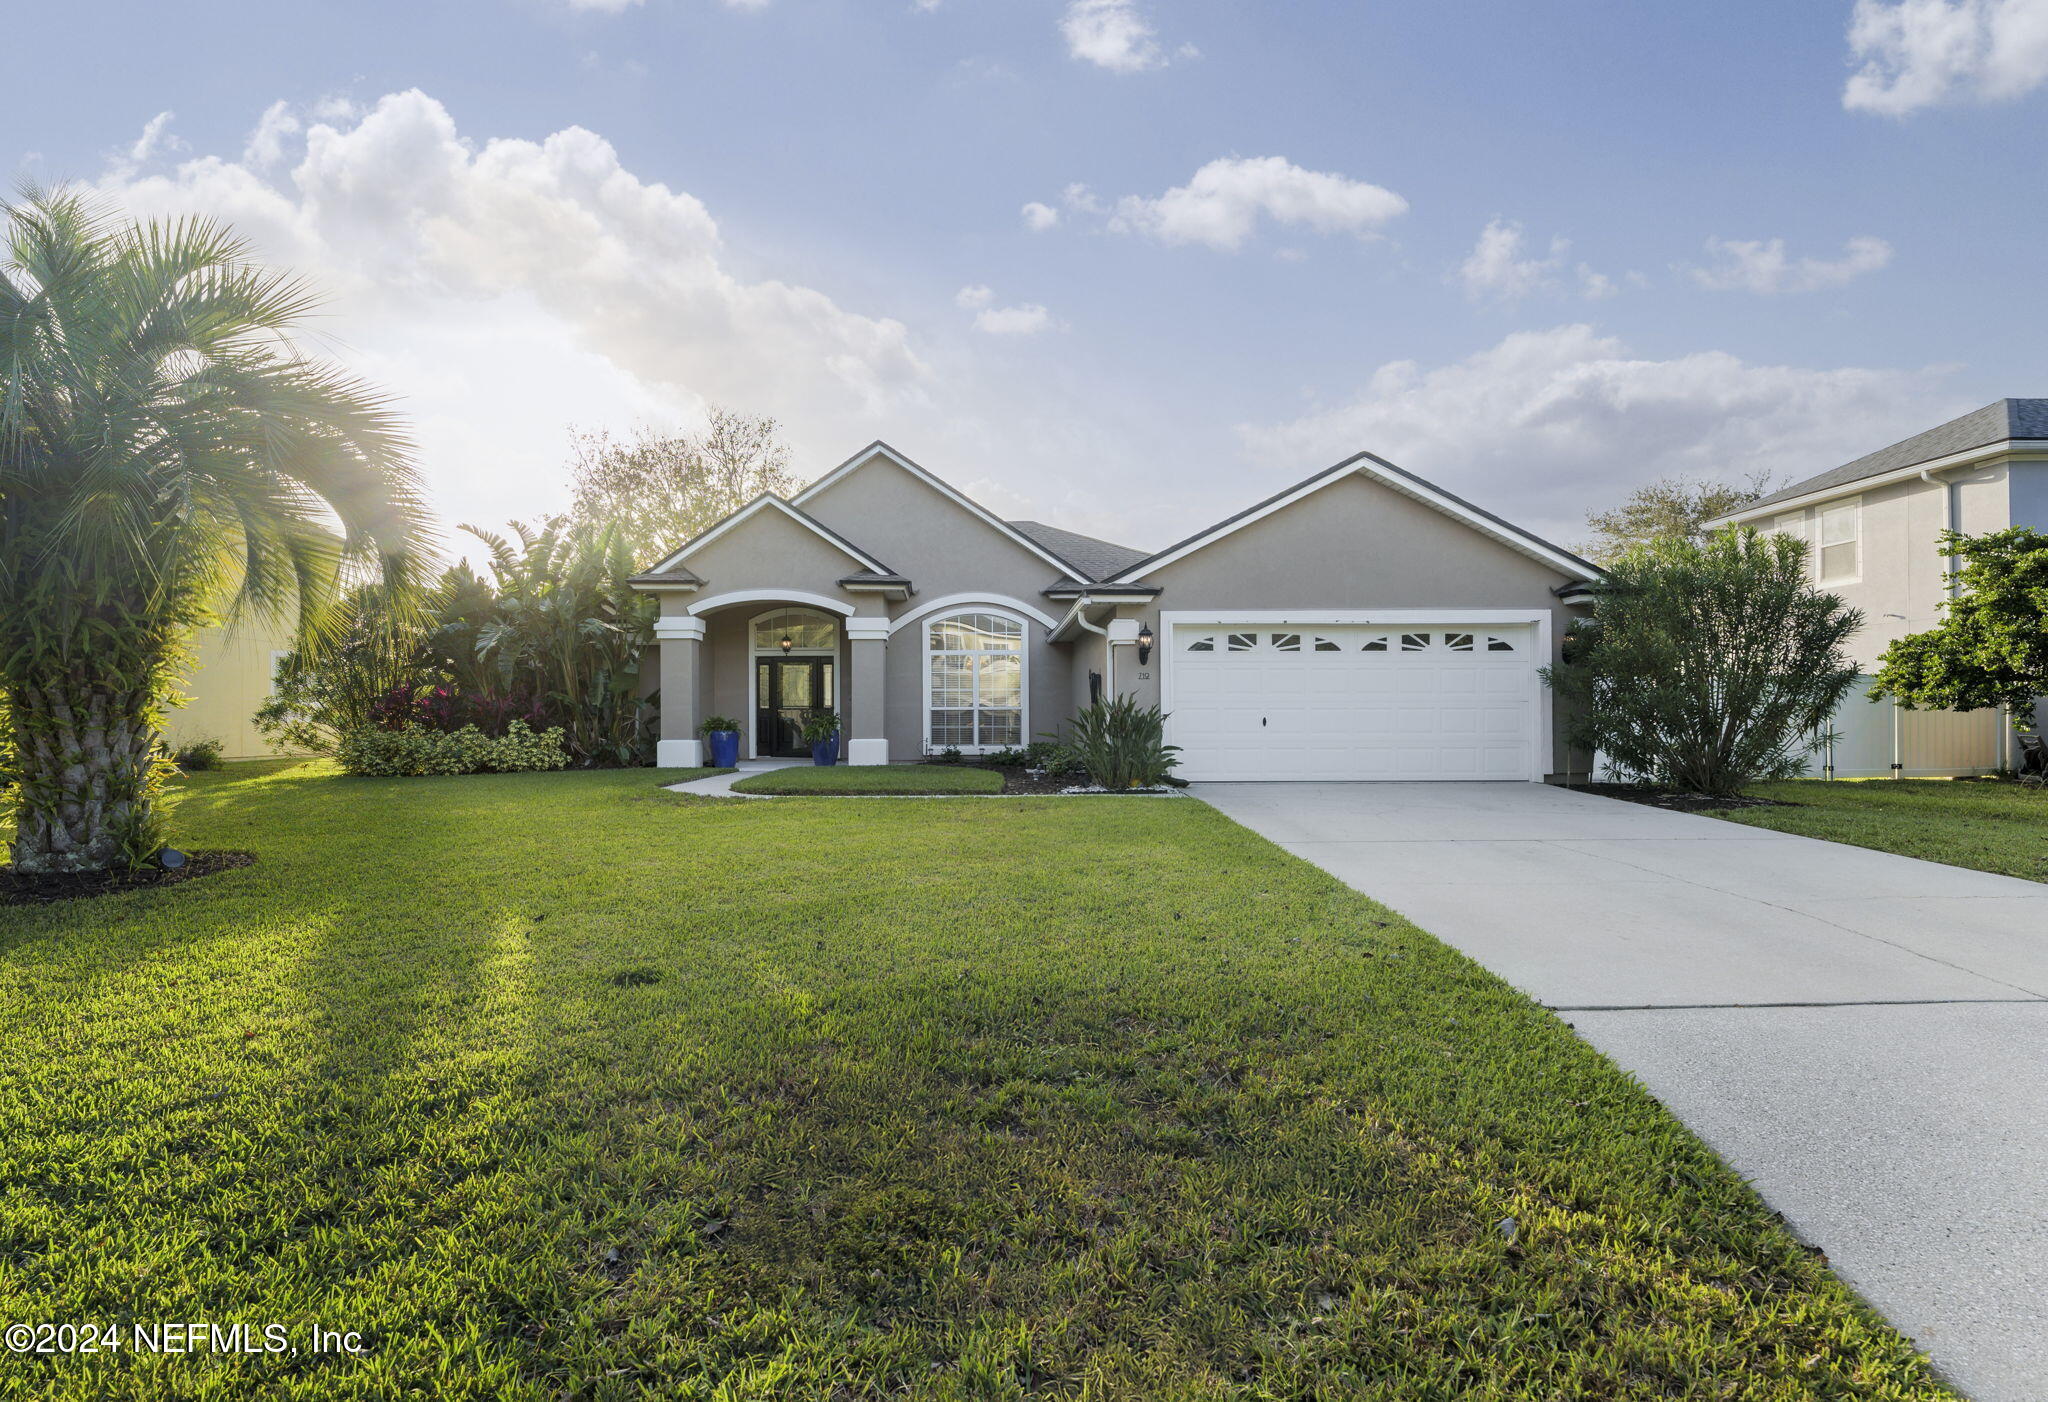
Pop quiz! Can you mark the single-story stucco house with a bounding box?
[628,442,1603,782]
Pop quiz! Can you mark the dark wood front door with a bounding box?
[756,657,835,757]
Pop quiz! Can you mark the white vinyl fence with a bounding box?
[1797,678,2005,779]
[1594,676,2029,782]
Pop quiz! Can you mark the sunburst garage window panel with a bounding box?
[927,611,1023,749]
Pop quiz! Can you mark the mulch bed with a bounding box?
[2,850,257,906]
[950,765,1184,795]
[1571,783,1789,814]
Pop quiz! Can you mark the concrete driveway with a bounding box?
[1195,780,2048,1401]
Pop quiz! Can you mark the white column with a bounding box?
[846,616,890,765]
[654,615,706,767]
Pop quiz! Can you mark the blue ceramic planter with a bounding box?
[810,734,840,766]
[705,730,740,768]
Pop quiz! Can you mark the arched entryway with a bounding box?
[750,607,840,757]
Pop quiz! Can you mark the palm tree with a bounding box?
[1,187,432,875]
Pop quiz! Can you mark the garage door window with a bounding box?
[927,611,1024,751]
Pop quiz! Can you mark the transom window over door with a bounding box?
[927,611,1024,750]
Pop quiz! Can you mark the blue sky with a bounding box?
[9,0,2046,555]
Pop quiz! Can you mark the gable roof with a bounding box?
[794,441,1099,579]
[1730,398,2048,519]
[1006,520,1152,582]
[641,493,894,578]
[1106,450,1603,584]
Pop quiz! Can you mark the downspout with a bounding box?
[1059,596,1114,699]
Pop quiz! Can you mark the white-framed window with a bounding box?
[752,608,838,653]
[926,610,1024,751]
[1816,498,1860,583]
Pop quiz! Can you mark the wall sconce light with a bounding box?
[1136,622,1154,665]
[780,635,794,654]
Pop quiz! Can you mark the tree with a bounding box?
[566,408,797,569]
[1581,471,1776,563]
[1,189,430,874]
[1544,529,1863,795]
[1871,527,2048,727]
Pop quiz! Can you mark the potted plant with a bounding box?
[800,712,842,766]
[699,714,742,768]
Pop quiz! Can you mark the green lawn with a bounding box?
[1724,778,2048,883]
[0,763,1948,1399]
[730,763,1003,795]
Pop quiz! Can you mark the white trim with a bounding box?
[920,606,1031,756]
[793,442,1086,578]
[847,737,889,766]
[1106,618,1141,643]
[646,494,890,576]
[1711,441,2048,526]
[1108,458,1601,585]
[688,588,854,618]
[653,616,706,642]
[657,738,704,768]
[845,617,891,642]
[1158,609,1553,782]
[887,592,1060,634]
[745,607,843,760]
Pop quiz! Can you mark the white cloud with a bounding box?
[1457,219,1565,301]
[1239,324,1961,542]
[244,101,301,167]
[1106,155,1408,252]
[1457,219,1624,303]
[564,0,643,10]
[974,303,1054,336]
[1689,235,1894,294]
[1061,0,1173,72]
[1021,200,1060,231]
[1844,0,2048,113]
[954,283,995,309]
[112,111,185,175]
[91,91,929,549]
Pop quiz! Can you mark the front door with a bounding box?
[756,657,836,757]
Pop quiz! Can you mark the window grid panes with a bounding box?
[927,612,1024,749]
[1818,502,1859,582]
[752,609,838,651]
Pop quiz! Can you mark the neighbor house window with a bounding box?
[927,611,1024,750]
[1817,499,1860,583]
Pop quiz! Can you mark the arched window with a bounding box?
[752,608,838,653]
[926,610,1025,751]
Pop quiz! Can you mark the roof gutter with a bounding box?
[1709,438,2048,528]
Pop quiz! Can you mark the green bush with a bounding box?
[336,720,569,778]
[172,737,225,771]
[1049,696,1179,789]
[1544,528,1861,796]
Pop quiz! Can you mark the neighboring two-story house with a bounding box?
[1710,399,2048,777]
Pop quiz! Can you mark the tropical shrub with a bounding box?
[799,712,842,744]
[699,715,742,734]
[1051,696,1180,789]
[461,519,657,767]
[336,720,568,778]
[2,190,428,874]
[257,583,437,754]
[172,738,225,771]
[1543,528,1862,796]
[1871,527,2048,728]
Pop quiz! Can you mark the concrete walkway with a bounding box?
[1194,780,2048,1401]
[663,758,804,797]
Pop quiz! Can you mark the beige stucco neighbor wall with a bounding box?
[1103,472,1589,780]
[164,619,310,761]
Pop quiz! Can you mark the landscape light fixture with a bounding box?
[780,635,794,654]
[1136,622,1154,665]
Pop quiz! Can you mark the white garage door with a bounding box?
[1168,622,1540,782]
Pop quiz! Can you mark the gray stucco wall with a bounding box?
[803,455,1077,757]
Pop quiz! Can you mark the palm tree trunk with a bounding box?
[7,665,164,875]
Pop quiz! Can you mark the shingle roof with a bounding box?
[1744,399,2048,513]
[1005,520,1153,582]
